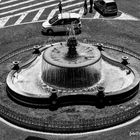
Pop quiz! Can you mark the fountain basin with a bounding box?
[6,42,140,107]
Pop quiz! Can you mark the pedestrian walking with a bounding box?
[83,0,88,15]
[58,0,62,13]
[89,0,93,13]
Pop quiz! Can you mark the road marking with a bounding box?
[69,7,80,13]
[59,0,87,13]
[0,19,45,29]
[46,1,86,21]
[0,16,10,27]
[32,8,45,21]
[14,12,28,25]
[0,0,19,5]
[46,8,57,21]
[0,0,77,18]
[34,0,84,22]
[93,11,100,19]
[79,7,84,17]
[0,0,58,16]
[0,0,139,29]
[62,1,85,11]
[69,4,89,16]
[81,10,140,21]
[114,11,139,21]
[0,0,36,10]
[1,13,140,30]
[0,0,78,28]
[99,12,140,21]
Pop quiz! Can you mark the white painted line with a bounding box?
[0,0,35,10]
[14,12,28,25]
[32,8,45,21]
[1,14,140,30]
[60,1,85,11]
[114,11,139,21]
[0,0,59,16]
[46,1,87,20]
[0,0,76,18]
[0,113,140,137]
[0,19,45,29]
[0,0,19,5]
[81,17,140,21]
[68,7,80,13]
[46,8,57,21]
[93,11,100,19]
[0,16,10,27]
[69,4,90,16]
[79,7,84,17]
[81,17,94,19]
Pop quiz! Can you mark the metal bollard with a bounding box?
[12,61,20,70]
[121,56,129,65]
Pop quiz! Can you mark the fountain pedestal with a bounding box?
[42,37,101,89]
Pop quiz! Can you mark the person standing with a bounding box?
[89,0,93,13]
[83,0,88,15]
[58,0,62,13]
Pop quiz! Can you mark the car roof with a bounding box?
[58,12,80,19]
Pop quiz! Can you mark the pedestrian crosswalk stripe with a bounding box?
[14,12,28,25]
[46,1,86,21]
[59,1,85,12]
[46,8,57,21]
[0,0,19,5]
[0,16,10,27]
[32,8,45,21]
[0,0,35,10]
[79,7,84,17]
[0,0,139,29]
[69,7,81,13]
[0,0,80,28]
[93,11,100,19]
[0,0,58,16]
[0,0,77,18]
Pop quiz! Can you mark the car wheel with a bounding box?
[41,30,46,35]
[47,29,54,35]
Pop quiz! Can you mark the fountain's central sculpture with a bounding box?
[42,36,101,89]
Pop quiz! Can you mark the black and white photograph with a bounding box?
[0,0,140,139]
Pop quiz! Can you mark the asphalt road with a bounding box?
[0,0,140,139]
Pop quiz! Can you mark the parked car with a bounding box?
[42,12,82,35]
[94,0,118,16]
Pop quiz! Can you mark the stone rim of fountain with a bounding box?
[42,42,101,68]
[6,41,140,107]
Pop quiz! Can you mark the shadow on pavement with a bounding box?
[41,31,81,36]
[25,136,48,140]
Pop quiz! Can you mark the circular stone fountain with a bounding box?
[6,37,139,108]
[0,36,139,133]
